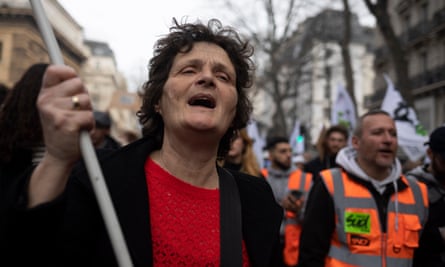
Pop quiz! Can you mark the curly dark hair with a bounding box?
[137,18,254,158]
[0,63,49,163]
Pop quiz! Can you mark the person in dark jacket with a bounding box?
[298,110,428,267]
[91,110,121,150]
[3,18,282,267]
[0,83,8,106]
[409,126,445,267]
[0,63,49,236]
[304,125,348,177]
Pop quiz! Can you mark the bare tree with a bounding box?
[340,0,357,110]
[219,0,323,136]
[363,0,412,106]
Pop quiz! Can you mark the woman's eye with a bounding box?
[182,68,195,74]
[217,74,229,81]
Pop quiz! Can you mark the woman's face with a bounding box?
[227,135,245,158]
[157,42,238,140]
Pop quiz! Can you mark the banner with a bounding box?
[331,84,357,132]
[246,120,266,169]
[381,74,427,161]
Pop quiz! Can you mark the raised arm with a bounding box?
[28,65,94,207]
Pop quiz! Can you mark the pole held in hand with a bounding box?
[29,1,133,266]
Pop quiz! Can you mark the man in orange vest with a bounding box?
[298,110,428,267]
[262,136,312,266]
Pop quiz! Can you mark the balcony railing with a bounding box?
[410,64,445,89]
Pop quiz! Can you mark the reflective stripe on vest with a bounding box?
[283,169,313,266]
[321,168,428,267]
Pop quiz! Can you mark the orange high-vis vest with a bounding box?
[320,168,428,267]
[261,168,268,178]
[283,169,313,266]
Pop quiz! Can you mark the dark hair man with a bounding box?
[409,126,445,267]
[262,136,313,266]
[91,111,121,150]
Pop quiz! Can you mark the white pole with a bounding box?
[29,1,133,266]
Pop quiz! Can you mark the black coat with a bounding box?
[2,137,283,267]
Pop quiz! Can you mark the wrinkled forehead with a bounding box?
[173,42,235,69]
[363,114,396,130]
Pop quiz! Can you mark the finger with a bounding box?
[68,93,92,111]
[50,110,95,133]
[42,65,78,88]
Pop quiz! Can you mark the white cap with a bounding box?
[292,155,305,164]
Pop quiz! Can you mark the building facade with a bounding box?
[370,0,445,131]
[0,0,142,143]
[0,0,87,87]
[294,9,376,145]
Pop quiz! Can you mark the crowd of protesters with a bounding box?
[0,17,444,267]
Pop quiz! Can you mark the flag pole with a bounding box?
[29,1,133,266]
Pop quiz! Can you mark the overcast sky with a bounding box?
[57,0,374,92]
[58,0,220,91]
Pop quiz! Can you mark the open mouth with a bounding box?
[188,94,216,109]
[378,149,393,156]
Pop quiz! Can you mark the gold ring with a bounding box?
[71,96,80,109]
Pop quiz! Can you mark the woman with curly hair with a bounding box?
[4,19,282,266]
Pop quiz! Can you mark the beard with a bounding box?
[272,159,291,171]
[432,158,445,184]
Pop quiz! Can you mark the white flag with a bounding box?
[246,120,265,169]
[289,120,304,154]
[381,74,428,161]
[331,84,357,132]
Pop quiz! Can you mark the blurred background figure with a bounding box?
[304,124,348,177]
[0,63,49,233]
[0,83,9,107]
[292,154,306,170]
[0,63,48,176]
[91,110,121,150]
[220,128,263,177]
[408,126,445,267]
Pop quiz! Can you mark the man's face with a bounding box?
[326,131,347,155]
[269,142,292,170]
[353,114,398,173]
[429,150,445,182]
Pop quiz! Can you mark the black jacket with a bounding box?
[2,137,283,267]
[303,155,338,177]
[408,165,445,267]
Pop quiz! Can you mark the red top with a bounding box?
[145,158,250,266]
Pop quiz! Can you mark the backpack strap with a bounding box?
[218,167,243,267]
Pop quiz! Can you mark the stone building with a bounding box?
[0,0,141,144]
[369,0,445,131]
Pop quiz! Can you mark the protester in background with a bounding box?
[262,136,312,266]
[0,63,49,254]
[292,154,305,170]
[0,83,9,107]
[220,128,263,177]
[304,124,348,177]
[409,126,445,267]
[91,110,121,150]
[298,110,428,267]
[3,19,282,266]
[0,63,48,183]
